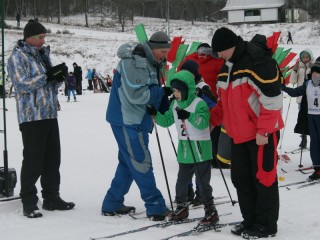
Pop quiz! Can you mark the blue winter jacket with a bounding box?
[7,40,62,124]
[106,42,164,132]
[86,69,93,80]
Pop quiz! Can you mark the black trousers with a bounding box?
[19,119,61,207]
[231,132,280,233]
[175,161,213,205]
[76,79,82,94]
[88,80,93,90]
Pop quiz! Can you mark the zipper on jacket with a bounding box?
[33,90,39,109]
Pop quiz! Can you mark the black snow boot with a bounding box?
[102,205,135,216]
[147,208,171,221]
[308,169,320,181]
[23,205,43,218]
[231,222,251,236]
[242,223,276,239]
[43,196,75,211]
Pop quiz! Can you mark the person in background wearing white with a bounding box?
[289,49,314,148]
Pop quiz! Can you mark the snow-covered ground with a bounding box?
[1,16,320,240]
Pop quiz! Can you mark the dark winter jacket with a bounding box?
[74,65,82,81]
[67,75,76,90]
[282,81,309,135]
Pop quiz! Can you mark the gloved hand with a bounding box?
[202,86,217,103]
[146,105,157,116]
[196,87,202,97]
[176,108,190,120]
[46,63,68,82]
[163,86,173,97]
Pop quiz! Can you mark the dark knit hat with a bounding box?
[211,27,238,52]
[148,31,172,49]
[23,19,47,39]
[171,79,188,100]
[180,60,201,83]
[311,57,320,73]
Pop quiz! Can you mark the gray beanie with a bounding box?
[23,19,47,40]
[148,31,172,49]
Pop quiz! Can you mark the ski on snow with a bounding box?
[188,198,235,210]
[0,196,21,202]
[296,180,320,189]
[280,166,314,175]
[161,220,242,240]
[284,148,309,155]
[129,196,230,219]
[279,179,320,189]
[90,212,232,239]
[279,180,311,188]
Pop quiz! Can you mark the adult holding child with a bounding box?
[102,31,172,221]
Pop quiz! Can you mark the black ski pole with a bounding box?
[299,145,303,168]
[213,150,237,206]
[180,119,211,209]
[152,118,174,212]
[279,83,295,156]
[167,128,177,156]
[1,9,9,198]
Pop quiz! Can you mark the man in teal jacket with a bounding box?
[102,31,172,221]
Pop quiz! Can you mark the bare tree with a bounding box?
[112,0,134,32]
[57,0,61,24]
[85,0,89,27]
[83,0,104,27]
[32,0,36,18]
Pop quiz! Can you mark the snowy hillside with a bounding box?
[1,16,320,240]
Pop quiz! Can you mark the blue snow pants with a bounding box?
[101,125,167,216]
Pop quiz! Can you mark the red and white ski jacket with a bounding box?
[210,38,284,144]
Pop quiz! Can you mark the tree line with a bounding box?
[4,0,320,30]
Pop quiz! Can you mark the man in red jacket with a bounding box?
[210,27,284,239]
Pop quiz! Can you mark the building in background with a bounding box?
[221,0,286,24]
